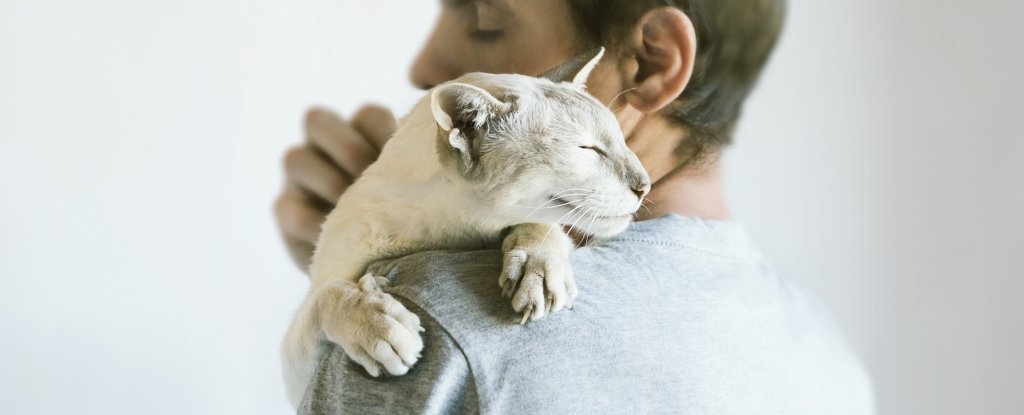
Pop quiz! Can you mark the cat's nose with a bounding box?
[631,182,651,200]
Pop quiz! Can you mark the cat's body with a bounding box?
[282,49,651,406]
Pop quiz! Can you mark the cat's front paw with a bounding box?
[318,274,425,377]
[499,223,577,324]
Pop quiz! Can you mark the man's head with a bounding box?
[411,0,785,165]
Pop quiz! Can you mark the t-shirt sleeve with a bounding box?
[298,300,478,415]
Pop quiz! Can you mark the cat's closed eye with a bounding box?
[578,145,607,157]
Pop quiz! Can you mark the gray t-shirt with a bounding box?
[299,215,874,414]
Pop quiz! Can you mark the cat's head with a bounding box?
[430,48,651,238]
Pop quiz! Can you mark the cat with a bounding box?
[281,48,651,406]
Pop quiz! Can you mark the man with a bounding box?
[275,0,874,413]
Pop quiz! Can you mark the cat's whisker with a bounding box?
[545,189,590,202]
[543,200,591,245]
[639,202,653,216]
[605,87,638,110]
[576,206,599,247]
[513,200,579,210]
[565,201,594,247]
[612,99,636,113]
[542,189,592,207]
[566,200,592,229]
[553,188,587,195]
[569,204,590,232]
[582,209,601,247]
[552,188,590,196]
[542,203,586,243]
[551,193,590,200]
[636,196,655,216]
[568,209,592,249]
[543,198,586,209]
[522,195,589,219]
[532,192,589,210]
[513,192,589,220]
[638,199,655,215]
[533,197,587,213]
[544,194,589,203]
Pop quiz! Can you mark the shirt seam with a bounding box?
[606,238,753,261]
[390,291,483,413]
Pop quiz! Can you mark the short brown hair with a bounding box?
[567,0,786,162]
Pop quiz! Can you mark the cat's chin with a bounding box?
[573,213,633,238]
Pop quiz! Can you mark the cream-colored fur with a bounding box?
[282,49,651,406]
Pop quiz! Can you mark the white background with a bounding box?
[1,1,1020,414]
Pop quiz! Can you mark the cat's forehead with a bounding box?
[455,72,599,106]
[538,84,603,111]
[453,72,619,138]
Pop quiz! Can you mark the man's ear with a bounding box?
[622,7,697,113]
[539,47,605,87]
[431,82,511,162]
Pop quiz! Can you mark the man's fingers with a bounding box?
[274,185,325,245]
[283,146,352,203]
[305,107,379,176]
[277,104,391,275]
[352,105,397,151]
[283,238,315,273]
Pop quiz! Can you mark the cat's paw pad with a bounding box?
[321,274,425,377]
[499,243,577,324]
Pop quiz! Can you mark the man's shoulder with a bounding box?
[374,234,771,334]
[371,235,872,415]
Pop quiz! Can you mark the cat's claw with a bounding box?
[499,249,527,297]
[318,274,425,377]
[519,308,532,325]
[499,224,578,323]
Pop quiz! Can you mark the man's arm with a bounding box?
[298,300,478,414]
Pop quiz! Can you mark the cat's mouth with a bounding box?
[552,197,634,217]
[551,197,635,237]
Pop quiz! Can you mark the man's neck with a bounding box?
[617,109,731,221]
[638,159,730,221]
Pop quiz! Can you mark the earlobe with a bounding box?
[623,7,697,113]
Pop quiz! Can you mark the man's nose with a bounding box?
[409,38,460,90]
[410,54,443,89]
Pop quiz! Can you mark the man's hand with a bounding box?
[275,105,397,273]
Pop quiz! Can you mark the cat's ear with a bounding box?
[431,82,510,156]
[539,47,605,87]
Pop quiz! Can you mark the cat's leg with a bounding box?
[281,225,366,406]
[499,223,577,323]
[283,225,425,406]
[281,274,425,406]
[281,286,328,407]
[320,273,425,377]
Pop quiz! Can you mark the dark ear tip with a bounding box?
[538,46,606,83]
[583,46,605,61]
